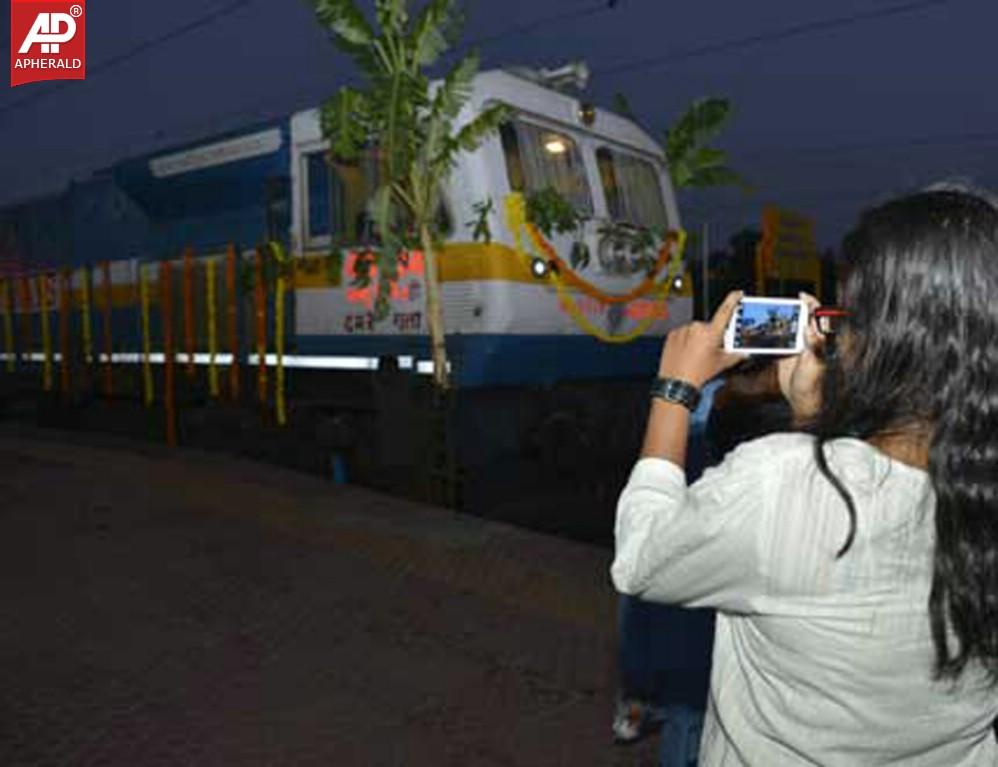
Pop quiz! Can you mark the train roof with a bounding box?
[463,69,664,158]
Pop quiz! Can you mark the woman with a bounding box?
[612,188,998,765]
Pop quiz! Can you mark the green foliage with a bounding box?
[524,186,591,271]
[467,199,494,244]
[664,97,748,191]
[525,186,585,239]
[313,0,510,319]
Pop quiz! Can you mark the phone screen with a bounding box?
[731,299,803,351]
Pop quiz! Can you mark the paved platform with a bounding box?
[0,426,661,766]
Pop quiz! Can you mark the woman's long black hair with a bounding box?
[811,186,998,682]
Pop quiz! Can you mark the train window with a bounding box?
[595,147,667,230]
[303,149,383,245]
[305,151,342,239]
[304,147,453,248]
[500,119,592,215]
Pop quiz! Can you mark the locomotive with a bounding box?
[0,65,694,538]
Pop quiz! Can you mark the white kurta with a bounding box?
[612,432,998,766]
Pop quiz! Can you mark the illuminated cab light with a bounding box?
[543,137,568,155]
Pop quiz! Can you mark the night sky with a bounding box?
[2,0,996,246]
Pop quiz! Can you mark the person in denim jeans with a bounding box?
[613,364,791,744]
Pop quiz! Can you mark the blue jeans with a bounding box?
[617,380,721,710]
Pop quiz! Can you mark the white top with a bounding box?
[612,432,998,766]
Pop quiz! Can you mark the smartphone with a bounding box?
[723,296,807,355]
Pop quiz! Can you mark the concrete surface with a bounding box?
[0,425,661,766]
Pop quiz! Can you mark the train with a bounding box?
[0,64,700,539]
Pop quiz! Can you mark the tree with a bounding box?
[664,97,747,191]
[313,0,509,388]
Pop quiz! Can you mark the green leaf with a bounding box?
[526,187,583,238]
[451,102,510,153]
[314,0,375,47]
[689,146,726,170]
[430,51,478,123]
[664,96,745,191]
[467,198,494,244]
[375,0,407,35]
[370,183,395,250]
[665,98,731,164]
[320,87,371,162]
[411,0,454,66]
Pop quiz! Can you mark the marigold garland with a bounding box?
[205,257,220,398]
[80,266,93,365]
[270,242,288,427]
[503,193,686,344]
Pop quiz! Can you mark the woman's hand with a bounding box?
[777,292,824,423]
[657,291,748,387]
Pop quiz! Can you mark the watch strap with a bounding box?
[650,376,702,412]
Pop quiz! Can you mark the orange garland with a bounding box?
[160,261,177,447]
[38,274,53,392]
[524,222,681,305]
[182,248,195,379]
[226,244,240,400]
[18,276,32,363]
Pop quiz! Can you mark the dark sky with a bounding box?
[2,0,996,246]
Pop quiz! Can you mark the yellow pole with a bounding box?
[275,271,286,426]
[1,279,13,372]
[38,274,53,391]
[139,264,154,407]
[18,276,33,364]
[205,257,219,398]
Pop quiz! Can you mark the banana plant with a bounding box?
[313,0,510,389]
[664,97,748,191]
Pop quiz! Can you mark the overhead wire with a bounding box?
[464,1,619,49]
[0,0,256,118]
[596,0,956,78]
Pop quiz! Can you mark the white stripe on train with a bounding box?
[0,352,447,374]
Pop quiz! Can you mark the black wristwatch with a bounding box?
[650,376,702,412]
